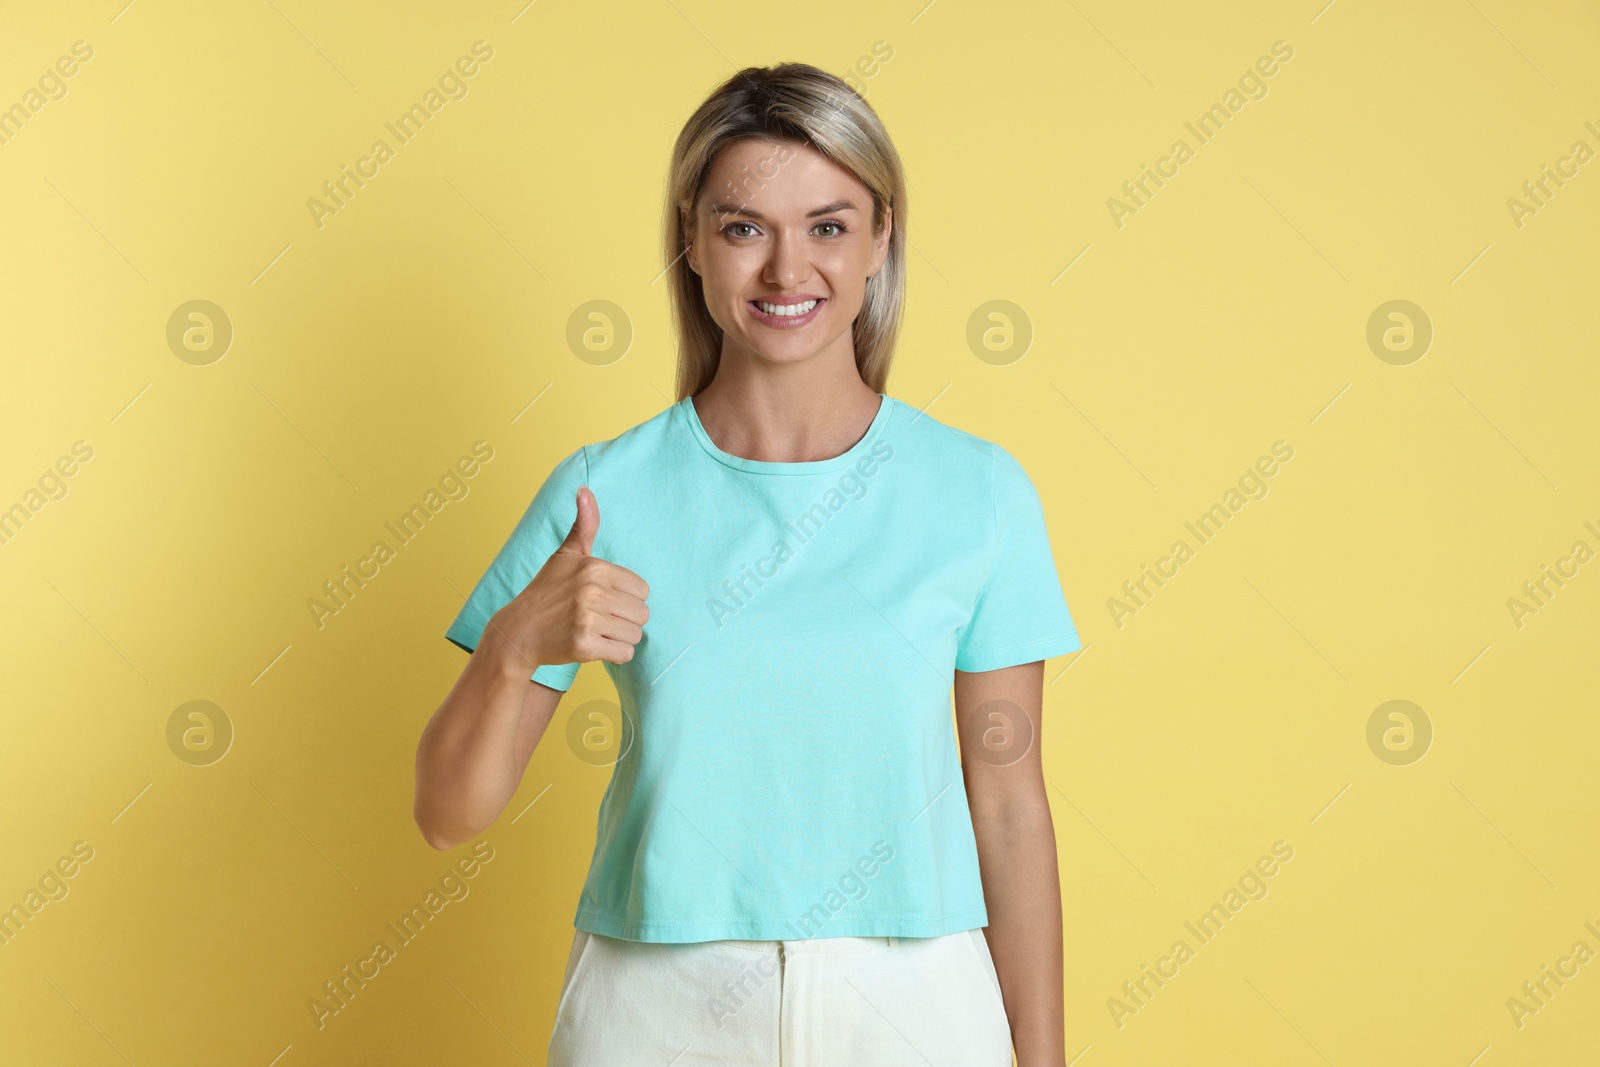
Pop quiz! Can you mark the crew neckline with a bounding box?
[679,392,894,476]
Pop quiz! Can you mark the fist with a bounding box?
[488,486,650,671]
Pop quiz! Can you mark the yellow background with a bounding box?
[2,0,1597,1063]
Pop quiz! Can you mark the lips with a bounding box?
[749,296,823,311]
[747,297,826,328]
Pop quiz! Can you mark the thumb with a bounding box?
[558,485,599,556]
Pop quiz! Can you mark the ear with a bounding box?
[867,203,892,279]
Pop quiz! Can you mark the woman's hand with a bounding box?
[483,485,650,674]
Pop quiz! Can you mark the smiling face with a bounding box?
[685,138,891,374]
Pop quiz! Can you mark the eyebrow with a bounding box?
[707,199,859,221]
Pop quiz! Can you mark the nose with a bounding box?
[763,228,811,289]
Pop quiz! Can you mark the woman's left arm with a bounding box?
[955,659,1067,1067]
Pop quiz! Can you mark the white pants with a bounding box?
[547,927,1014,1066]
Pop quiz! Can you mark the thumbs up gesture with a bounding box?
[487,486,650,672]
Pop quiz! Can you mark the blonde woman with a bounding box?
[415,62,1082,1067]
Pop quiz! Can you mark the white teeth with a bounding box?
[755,299,819,316]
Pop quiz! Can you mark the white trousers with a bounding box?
[547,927,1014,1066]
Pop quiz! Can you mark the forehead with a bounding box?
[699,139,870,216]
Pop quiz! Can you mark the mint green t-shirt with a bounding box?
[445,392,1081,943]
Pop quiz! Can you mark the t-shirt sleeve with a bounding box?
[954,443,1083,673]
[444,445,588,691]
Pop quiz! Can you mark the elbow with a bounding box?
[418,820,457,852]
[413,727,506,851]
[413,793,477,852]
[414,735,476,851]
[416,811,472,852]
[413,806,451,851]
[967,787,1053,835]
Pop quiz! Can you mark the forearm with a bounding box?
[413,635,533,850]
[970,793,1066,1067]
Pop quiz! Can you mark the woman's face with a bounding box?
[686,138,891,373]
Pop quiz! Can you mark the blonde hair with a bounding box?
[663,63,907,401]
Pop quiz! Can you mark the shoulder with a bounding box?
[883,401,1055,536]
[532,399,681,486]
[880,396,1030,488]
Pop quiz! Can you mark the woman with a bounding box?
[414,62,1082,1066]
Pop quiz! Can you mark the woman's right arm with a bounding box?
[413,486,649,851]
[413,631,564,851]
